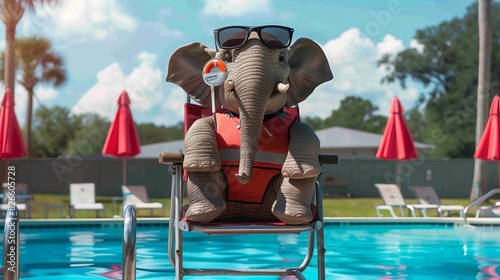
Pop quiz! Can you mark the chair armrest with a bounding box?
[159,152,184,164]
[159,152,337,165]
[319,154,338,165]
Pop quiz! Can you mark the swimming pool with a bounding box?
[1,219,500,279]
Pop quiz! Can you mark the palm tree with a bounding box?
[12,37,66,156]
[0,0,59,96]
[471,0,492,201]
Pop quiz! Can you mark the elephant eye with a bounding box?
[279,53,286,63]
[223,53,232,63]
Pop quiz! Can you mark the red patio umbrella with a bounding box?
[474,95,500,187]
[0,89,26,184]
[102,90,141,185]
[0,88,26,159]
[376,97,418,188]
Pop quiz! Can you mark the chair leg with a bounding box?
[317,224,326,280]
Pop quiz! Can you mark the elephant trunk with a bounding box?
[233,72,275,184]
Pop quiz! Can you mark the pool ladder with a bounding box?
[2,206,138,280]
[3,206,20,280]
[123,206,137,280]
[463,188,500,223]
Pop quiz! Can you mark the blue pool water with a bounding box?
[1,223,500,279]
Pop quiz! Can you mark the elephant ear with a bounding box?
[166,42,221,109]
[286,38,333,107]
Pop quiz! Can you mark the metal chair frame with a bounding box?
[160,152,337,279]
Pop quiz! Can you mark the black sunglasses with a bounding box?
[214,25,294,50]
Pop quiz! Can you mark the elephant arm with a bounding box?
[184,117,221,172]
[281,122,321,179]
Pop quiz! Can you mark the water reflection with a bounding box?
[69,231,98,265]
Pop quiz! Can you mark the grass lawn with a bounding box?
[17,194,497,219]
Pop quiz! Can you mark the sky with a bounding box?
[0,0,477,127]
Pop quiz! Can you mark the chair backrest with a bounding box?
[411,186,442,205]
[122,185,148,204]
[70,183,96,205]
[374,183,406,206]
[2,182,29,203]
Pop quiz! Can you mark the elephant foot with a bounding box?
[185,171,227,223]
[281,156,320,179]
[183,153,221,172]
[272,177,315,225]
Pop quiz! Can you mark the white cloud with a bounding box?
[144,21,184,39]
[33,0,138,40]
[37,87,58,102]
[156,87,186,125]
[376,34,405,59]
[304,28,420,120]
[13,87,28,127]
[71,52,164,121]
[410,39,425,53]
[11,85,59,127]
[159,7,175,17]
[202,0,272,18]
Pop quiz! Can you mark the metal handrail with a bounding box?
[3,206,19,280]
[463,188,500,223]
[122,206,137,280]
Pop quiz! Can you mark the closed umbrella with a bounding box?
[376,97,418,188]
[0,89,26,186]
[0,89,26,159]
[474,95,500,187]
[102,90,141,185]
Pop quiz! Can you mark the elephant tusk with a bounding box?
[224,80,234,91]
[275,82,289,93]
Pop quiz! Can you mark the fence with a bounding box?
[1,157,499,199]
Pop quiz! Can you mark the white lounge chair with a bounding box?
[475,202,500,218]
[374,183,442,218]
[1,182,30,218]
[69,183,105,217]
[121,185,164,216]
[410,186,464,217]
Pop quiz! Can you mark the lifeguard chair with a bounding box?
[159,101,338,279]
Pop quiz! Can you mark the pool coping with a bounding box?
[2,217,500,229]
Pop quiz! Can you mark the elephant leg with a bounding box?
[184,117,221,172]
[281,122,320,179]
[253,175,282,221]
[272,177,315,225]
[185,171,227,223]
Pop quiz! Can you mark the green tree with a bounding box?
[31,106,76,157]
[136,122,184,145]
[303,116,325,131]
[324,96,387,133]
[0,0,60,95]
[378,1,500,158]
[64,113,110,156]
[14,37,66,157]
[304,96,388,133]
[404,94,427,143]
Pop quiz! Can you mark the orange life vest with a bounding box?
[216,109,298,203]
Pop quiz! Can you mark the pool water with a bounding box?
[1,223,500,279]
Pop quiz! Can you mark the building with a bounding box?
[316,126,434,159]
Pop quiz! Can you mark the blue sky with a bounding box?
[1,0,476,127]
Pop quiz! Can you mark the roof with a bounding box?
[316,126,434,150]
[135,126,434,158]
[136,139,184,158]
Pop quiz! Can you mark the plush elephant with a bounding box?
[166,27,332,224]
